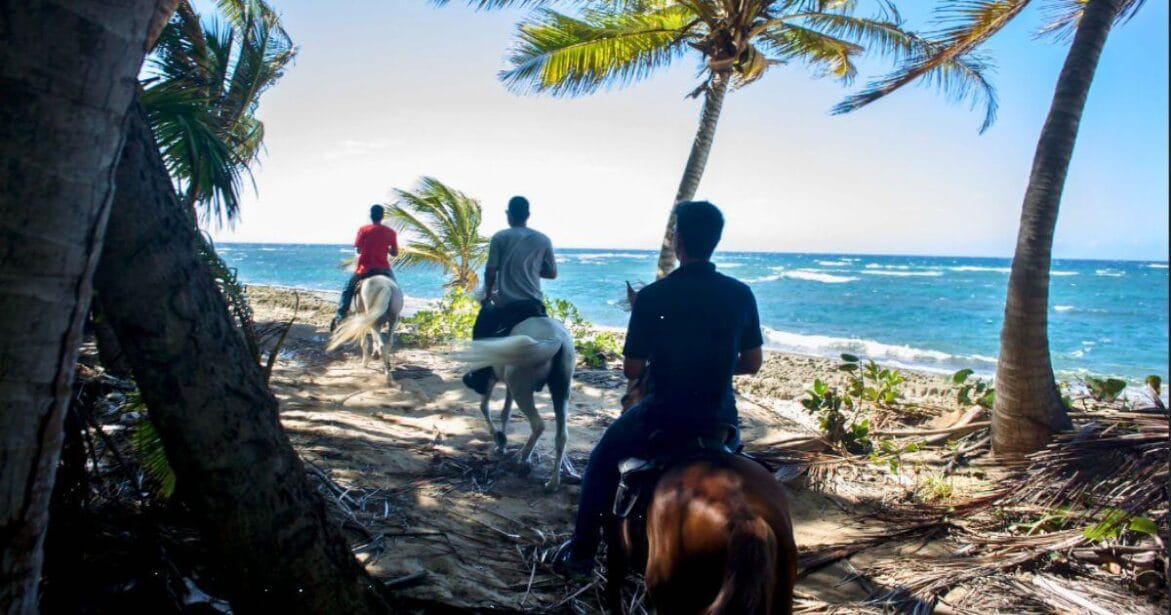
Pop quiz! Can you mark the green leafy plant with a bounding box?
[399,289,480,346]
[951,368,996,409]
[869,437,924,475]
[1084,508,1159,542]
[840,353,905,407]
[1083,376,1128,403]
[802,378,873,454]
[576,330,622,369]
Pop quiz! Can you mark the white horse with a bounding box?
[327,275,404,383]
[459,316,577,491]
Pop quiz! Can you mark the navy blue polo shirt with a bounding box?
[624,260,763,428]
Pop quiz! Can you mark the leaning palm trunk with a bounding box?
[655,72,731,279]
[992,0,1122,456]
[94,102,390,613]
[0,2,157,610]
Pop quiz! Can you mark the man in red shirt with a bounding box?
[333,204,399,330]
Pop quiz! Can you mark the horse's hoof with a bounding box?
[493,431,507,450]
[543,480,561,493]
[514,461,533,477]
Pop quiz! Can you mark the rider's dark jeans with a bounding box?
[336,268,393,320]
[568,402,655,560]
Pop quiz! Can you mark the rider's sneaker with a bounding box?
[552,540,594,582]
[462,369,491,396]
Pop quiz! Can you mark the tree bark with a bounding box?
[992,0,1123,456]
[0,2,158,611]
[654,71,731,279]
[94,102,390,613]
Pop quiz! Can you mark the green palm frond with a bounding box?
[385,177,489,291]
[142,0,295,226]
[831,0,1019,132]
[501,5,696,96]
[759,22,864,82]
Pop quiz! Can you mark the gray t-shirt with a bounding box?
[486,227,556,305]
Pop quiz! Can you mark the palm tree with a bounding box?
[142,0,296,226]
[837,0,1145,456]
[492,0,993,278]
[0,0,160,606]
[384,176,490,291]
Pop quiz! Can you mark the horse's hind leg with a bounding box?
[498,388,514,441]
[359,331,371,368]
[479,379,506,453]
[545,377,571,492]
[511,385,542,477]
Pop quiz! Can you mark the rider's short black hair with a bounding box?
[507,196,530,222]
[674,200,723,260]
[370,204,384,222]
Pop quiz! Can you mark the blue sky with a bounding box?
[207,1,1169,261]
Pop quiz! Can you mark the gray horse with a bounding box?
[459,316,577,491]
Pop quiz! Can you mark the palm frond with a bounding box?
[1036,0,1146,41]
[758,22,864,82]
[385,177,488,291]
[500,5,695,96]
[830,0,1018,132]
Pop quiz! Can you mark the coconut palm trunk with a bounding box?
[992,0,1123,456]
[0,2,158,610]
[655,71,731,279]
[93,103,390,613]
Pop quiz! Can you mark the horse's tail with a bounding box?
[705,515,777,615]
[326,281,394,351]
[458,334,562,370]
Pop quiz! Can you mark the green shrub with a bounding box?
[802,377,873,454]
[399,289,480,346]
[951,368,995,408]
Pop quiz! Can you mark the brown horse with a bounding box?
[605,283,797,614]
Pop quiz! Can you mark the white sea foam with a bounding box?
[816,260,852,267]
[1147,263,1169,269]
[1054,305,1075,312]
[713,262,743,268]
[575,252,645,260]
[745,268,856,284]
[761,328,996,374]
[861,270,943,277]
[1051,270,1079,276]
[1095,269,1125,277]
[950,266,1011,273]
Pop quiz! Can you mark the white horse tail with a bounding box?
[459,335,563,370]
[326,281,393,351]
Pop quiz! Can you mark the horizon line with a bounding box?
[211,240,1169,264]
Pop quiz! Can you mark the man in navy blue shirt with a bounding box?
[557,200,764,577]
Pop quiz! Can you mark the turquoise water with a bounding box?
[218,243,1168,385]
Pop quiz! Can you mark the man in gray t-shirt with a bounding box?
[463,196,558,395]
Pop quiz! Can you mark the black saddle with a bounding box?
[612,424,742,519]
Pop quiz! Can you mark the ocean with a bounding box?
[217,243,1169,387]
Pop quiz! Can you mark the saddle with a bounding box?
[612,423,742,519]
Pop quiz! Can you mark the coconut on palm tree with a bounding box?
[838,0,1147,455]
[385,176,490,291]
[493,0,993,278]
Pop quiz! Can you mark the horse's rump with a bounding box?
[621,454,796,615]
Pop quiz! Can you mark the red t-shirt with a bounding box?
[354,224,398,275]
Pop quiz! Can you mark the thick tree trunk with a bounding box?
[94,103,390,613]
[992,0,1122,456]
[654,72,731,279]
[0,2,157,611]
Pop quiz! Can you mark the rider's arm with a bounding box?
[483,266,497,303]
[624,357,647,380]
[540,241,557,280]
[734,347,763,375]
[389,229,399,258]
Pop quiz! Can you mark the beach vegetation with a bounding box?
[840,353,905,407]
[951,368,995,409]
[1083,376,1128,403]
[485,0,993,279]
[839,0,1150,455]
[802,378,873,454]
[400,289,481,346]
[386,176,489,292]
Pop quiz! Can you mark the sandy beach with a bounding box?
[247,285,1000,611]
